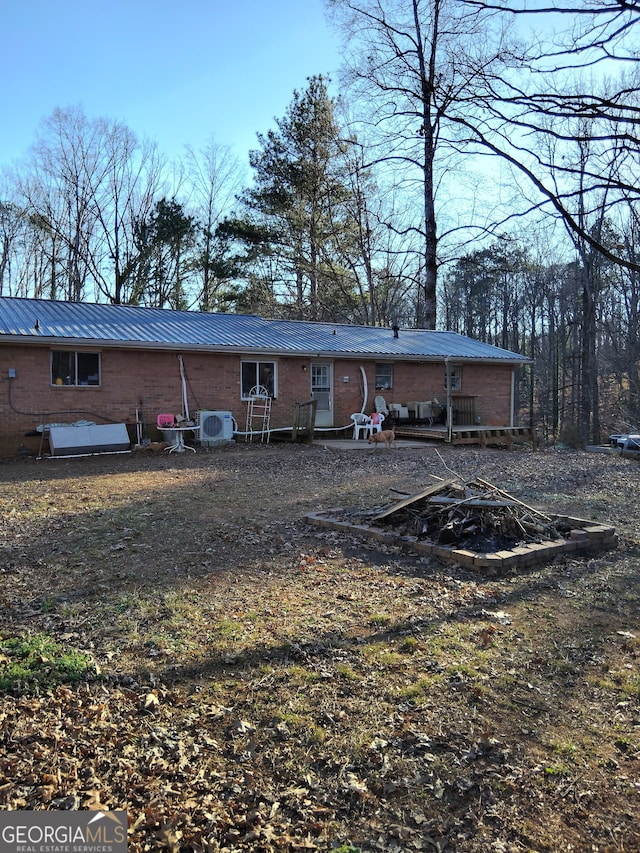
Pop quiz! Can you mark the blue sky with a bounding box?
[0,0,341,167]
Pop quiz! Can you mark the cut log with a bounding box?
[372,477,460,521]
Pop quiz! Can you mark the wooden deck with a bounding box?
[394,423,538,449]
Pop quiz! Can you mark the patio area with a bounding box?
[366,394,538,449]
[394,422,538,449]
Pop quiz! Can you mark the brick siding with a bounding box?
[0,344,517,456]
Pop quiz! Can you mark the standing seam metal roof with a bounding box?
[0,297,529,362]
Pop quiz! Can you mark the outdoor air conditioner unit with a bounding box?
[198,410,234,446]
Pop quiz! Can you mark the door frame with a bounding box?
[310,361,333,427]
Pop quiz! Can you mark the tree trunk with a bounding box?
[414,0,438,330]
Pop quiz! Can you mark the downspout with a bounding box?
[359,365,369,414]
[510,368,515,427]
[178,355,189,420]
[445,357,453,443]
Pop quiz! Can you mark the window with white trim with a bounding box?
[375,363,393,391]
[444,366,462,391]
[241,360,276,398]
[51,351,101,386]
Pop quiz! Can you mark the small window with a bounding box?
[51,351,101,386]
[375,363,393,391]
[241,360,276,399]
[444,366,462,391]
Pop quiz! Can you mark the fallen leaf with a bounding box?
[144,693,160,711]
[231,718,256,735]
[343,772,368,796]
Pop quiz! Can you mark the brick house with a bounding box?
[0,297,530,455]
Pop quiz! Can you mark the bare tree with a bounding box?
[17,107,99,300]
[328,0,515,328]
[318,135,420,325]
[0,190,25,296]
[182,138,244,312]
[88,123,164,305]
[449,0,640,272]
[15,106,165,303]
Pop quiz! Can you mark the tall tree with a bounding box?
[607,211,640,427]
[328,0,513,328]
[442,238,529,345]
[131,197,197,309]
[183,138,244,312]
[18,107,99,300]
[451,0,640,273]
[14,106,165,304]
[238,75,358,320]
[0,198,25,296]
[88,124,163,305]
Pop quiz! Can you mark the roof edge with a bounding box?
[0,334,531,363]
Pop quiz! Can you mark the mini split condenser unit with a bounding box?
[198,411,234,446]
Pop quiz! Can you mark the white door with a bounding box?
[311,362,333,427]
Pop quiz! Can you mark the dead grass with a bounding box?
[0,441,639,852]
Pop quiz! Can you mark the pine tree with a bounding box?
[239,75,357,320]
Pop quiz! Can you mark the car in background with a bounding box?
[609,433,640,453]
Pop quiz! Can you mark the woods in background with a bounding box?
[1,1,639,444]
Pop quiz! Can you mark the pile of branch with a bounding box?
[366,476,565,551]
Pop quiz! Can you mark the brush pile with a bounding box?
[359,476,571,552]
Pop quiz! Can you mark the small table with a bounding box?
[164,425,198,453]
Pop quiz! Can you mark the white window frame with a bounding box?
[444,365,462,391]
[375,363,393,391]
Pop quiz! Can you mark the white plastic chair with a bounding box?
[374,395,389,416]
[350,413,373,440]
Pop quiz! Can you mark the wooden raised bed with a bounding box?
[306,476,616,572]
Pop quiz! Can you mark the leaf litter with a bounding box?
[330,474,571,551]
[0,442,639,852]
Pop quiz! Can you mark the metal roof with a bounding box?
[0,297,530,363]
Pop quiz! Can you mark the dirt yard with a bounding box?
[0,440,639,852]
